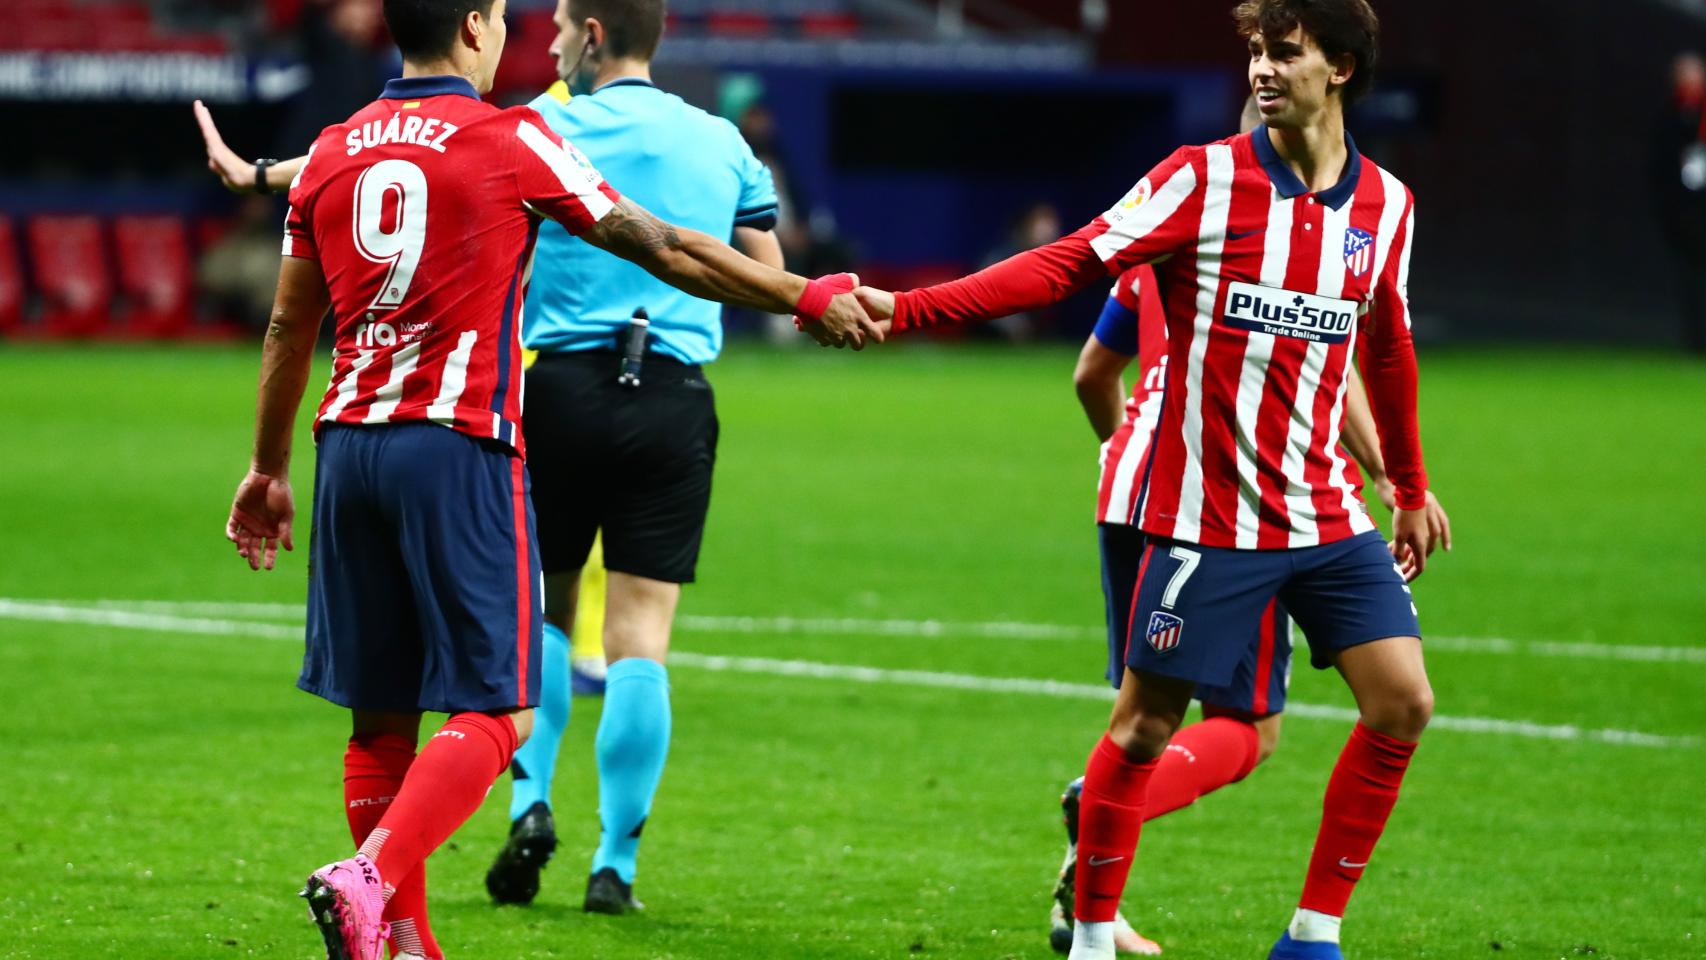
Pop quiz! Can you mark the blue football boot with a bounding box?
[1268,932,1345,960]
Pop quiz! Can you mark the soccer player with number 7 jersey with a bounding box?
[853,2,1448,957]
[221,2,875,957]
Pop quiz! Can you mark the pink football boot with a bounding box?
[300,854,389,960]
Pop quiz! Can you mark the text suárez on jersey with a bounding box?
[345,114,460,157]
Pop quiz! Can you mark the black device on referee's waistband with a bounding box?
[617,308,650,388]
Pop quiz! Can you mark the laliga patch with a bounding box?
[1145,611,1184,654]
[1222,281,1358,344]
[1343,228,1375,278]
[1106,178,1152,223]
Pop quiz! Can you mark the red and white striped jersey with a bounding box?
[1094,265,1167,525]
[1087,128,1425,549]
[283,75,620,457]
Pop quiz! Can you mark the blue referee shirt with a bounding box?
[522,78,779,365]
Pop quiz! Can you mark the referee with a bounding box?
[484,0,783,914]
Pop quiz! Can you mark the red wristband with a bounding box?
[792,273,856,326]
[794,279,834,323]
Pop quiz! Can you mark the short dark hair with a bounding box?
[383,0,497,62]
[571,0,667,61]
[1233,0,1380,105]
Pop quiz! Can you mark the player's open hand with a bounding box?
[193,100,253,194]
[226,468,295,571]
[1390,491,1449,581]
[853,286,895,324]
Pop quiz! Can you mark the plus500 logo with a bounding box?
[355,321,397,348]
[1222,281,1357,344]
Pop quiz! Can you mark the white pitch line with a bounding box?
[11,598,1706,666]
[0,598,303,640]
[0,600,1689,750]
[665,653,1696,750]
[8,599,1706,665]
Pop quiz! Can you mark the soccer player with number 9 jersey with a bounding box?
[852,2,1448,957]
[220,2,876,957]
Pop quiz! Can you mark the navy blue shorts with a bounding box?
[1099,523,1291,716]
[1124,529,1420,691]
[299,423,543,714]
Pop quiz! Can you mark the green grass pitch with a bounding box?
[0,343,1702,959]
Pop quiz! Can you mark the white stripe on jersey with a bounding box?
[1091,164,1199,263]
[1164,145,1236,544]
[1231,194,1297,548]
[1396,207,1416,327]
[322,349,376,421]
[1369,167,1408,285]
[281,144,318,258]
[364,339,423,424]
[515,121,617,222]
[1279,197,1355,546]
[426,330,479,425]
[1101,391,1165,524]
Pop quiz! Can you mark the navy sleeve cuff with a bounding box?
[1091,296,1140,356]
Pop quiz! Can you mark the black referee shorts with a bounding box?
[524,350,718,584]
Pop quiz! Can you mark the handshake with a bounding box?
[792,273,897,350]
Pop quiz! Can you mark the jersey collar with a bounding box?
[381,75,481,101]
[1251,124,1362,210]
[591,77,656,95]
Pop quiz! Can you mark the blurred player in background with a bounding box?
[484,0,785,914]
[851,2,1446,957]
[219,1,873,955]
[1048,97,1450,957]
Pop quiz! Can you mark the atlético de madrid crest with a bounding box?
[1145,611,1184,654]
[1343,228,1375,278]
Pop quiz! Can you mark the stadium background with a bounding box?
[2,2,1704,959]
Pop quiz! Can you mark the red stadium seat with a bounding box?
[28,216,113,337]
[0,216,23,334]
[113,215,193,337]
[799,12,861,39]
[707,11,773,36]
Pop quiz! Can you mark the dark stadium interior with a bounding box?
[2,0,1704,344]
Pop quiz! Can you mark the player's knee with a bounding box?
[1364,684,1433,741]
[1106,710,1175,762]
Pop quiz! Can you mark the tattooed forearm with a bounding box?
[584,198,682,261]
[579,197,802,315]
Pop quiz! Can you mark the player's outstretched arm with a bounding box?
[580,197,880,348]
[853,225,1110,336]
[193,100,304,194]
[225,256,330,571]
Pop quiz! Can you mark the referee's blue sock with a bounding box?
[591,657,671,884]
[508,621,571,821]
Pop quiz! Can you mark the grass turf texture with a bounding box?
[0,343,1702,959]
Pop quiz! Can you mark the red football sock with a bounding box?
[1297,722,1417,917]
[1074,734,1159,923]
[384,865,441,960]
[1141,717,1262,821]
[344,734,442,958]
[358,713,519,900]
